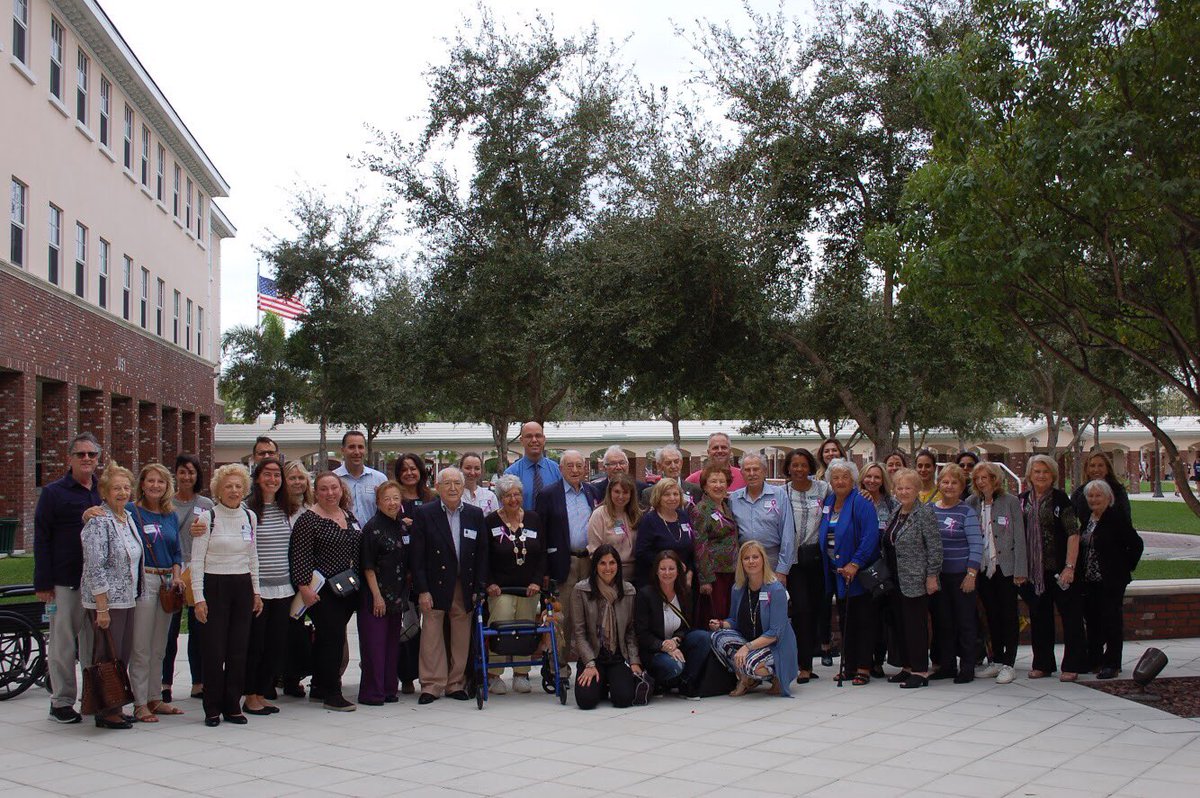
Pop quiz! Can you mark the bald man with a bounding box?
[505,421,562,510]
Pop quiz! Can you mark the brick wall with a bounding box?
[0,266,220,548]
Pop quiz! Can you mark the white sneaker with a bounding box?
[489,677,507,695]
[976,663,1001,678]
[996,665,1016,684]
[512,675,532,693]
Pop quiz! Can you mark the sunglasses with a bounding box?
[72,451,100,459]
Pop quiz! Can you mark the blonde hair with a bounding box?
[284,460,315,506]
[891,467,922,491]
[972,462,1006,496]
[649,477,682,513]
[137,463,175,513]
[938,462,967,491]
[1026,454,1059,483]
[210,463,251,502]
[98,461,135,501]
[858,462,892,499]
[734,540,778,589]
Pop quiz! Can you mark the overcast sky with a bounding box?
[100,0,806,334]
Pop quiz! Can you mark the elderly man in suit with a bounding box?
[411,467,487,704]
[591,445,650,507]
[642,444,701,508]
[536,449,598,681]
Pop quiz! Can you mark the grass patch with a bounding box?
[0,555,34,585]
[1133,559,1200,580]
[1131,501,1200,535]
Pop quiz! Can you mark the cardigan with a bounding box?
[965,493,1028,579]
[819,491,880,599]
[80,506,144,610]
[634,510,695,587]
[725,580,799,696]
[1082,506,1144,589]
[570,579,640,667]
[883,503,943,598]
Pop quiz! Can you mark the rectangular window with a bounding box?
[122,105,133,170]
[185,298,193,350]
[12,0,28,65]
[98,238,109,308]
[49,18,63,100]
[9,178,25,267]
[75,50,88,124]
[73,222,86,297]
[185,177,193,230]
[196,193,204,238]
[47,204,61,285]
[197,306,204,356]
[154,278,164,335]
[138,126,149,185]
[139,267,148,328]
[172,164,180,216]
[98,76,110,147]
[121,255,131,320]
[155,144,165,201]
[172,290,180,343]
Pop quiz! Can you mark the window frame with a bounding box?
[73,221,86,298]
[139,266,148,328]
[49,17,63,100]
[121,255,131,321]
[155,277,164,336]
[172,289,180,344]
[9,177,26,268]
[140,125,150,186]
[12,0,29,66]
[172,164,180,217]
[122,104,134,171]
[47,203,61,285]
[75,49,88,125]
[185,177,193,230]
[185,298,193,350]
[98,75,111,147]
[98,237,109,308]
[155,144,165,202]
[197,305,204,357]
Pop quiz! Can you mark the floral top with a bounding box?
[361,511,409,613]
[690,497,739,584]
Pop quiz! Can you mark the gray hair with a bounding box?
[1084,479,1115,506]
[560,449,585,465]
[1025,454,1059,482]
[602,445,628,465]
[494,474,523,499]
[656,445,682,465]
[740,452,767,469]
[826,458,859,483]
[707,432,731,447]
[436,466,464,485]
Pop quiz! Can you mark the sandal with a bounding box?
[729,678,755,697]
[765,679,781,696]
[1028,670,1049,679]
[1059,672,1078,682]
[148,701,184,715]
[852,673,871,686]
[134,705,159,723]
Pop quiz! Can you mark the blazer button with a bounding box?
[441,566,446,570]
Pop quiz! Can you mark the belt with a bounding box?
[145,567,173,575]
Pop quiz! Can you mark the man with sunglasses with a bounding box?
[34,432,104,724]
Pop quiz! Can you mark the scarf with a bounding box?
[595,577,621,657]
[1024,491,1047,595]
[980,501,998,578]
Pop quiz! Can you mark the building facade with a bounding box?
[1,0,232,550]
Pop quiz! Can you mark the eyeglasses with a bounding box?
[72,451,100,459]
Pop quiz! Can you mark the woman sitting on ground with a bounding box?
[571,545,644,709]
[634,550,711,698]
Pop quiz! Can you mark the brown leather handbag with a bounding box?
[135,506,186,613]
[81,626,134,715]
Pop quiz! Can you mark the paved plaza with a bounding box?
[2,636,1199,797]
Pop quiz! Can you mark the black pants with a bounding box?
[1084,582,1127,671]
[891,592,930,672]
[836,593,877,673]
[245,596,291,696]
[977,571,1020,667]
[284,617,313,686]
[574,657,637,710]
[398,633,420,684]
[309,586,357,699]
[162,607,203,688]
[199,573,253,718]
[1019,573,1087,674]
[788,559,826,672]
[933,572,978,677]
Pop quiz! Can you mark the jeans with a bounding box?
[647,629,711,689]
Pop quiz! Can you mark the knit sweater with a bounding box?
[932,501,983,574]
[192,503,261,602]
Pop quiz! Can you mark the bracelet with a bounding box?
[96,609,109,614]
[1064,564,1075,570]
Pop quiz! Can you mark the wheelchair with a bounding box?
[0,584,50,701]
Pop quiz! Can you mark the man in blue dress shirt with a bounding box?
[505,421,561,510]
[729,452,795,583]
[333,430,388,525]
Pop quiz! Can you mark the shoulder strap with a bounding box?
[133,505,161,568]
[662,593,690,629]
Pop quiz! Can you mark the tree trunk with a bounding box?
[490,419,511,476]
[318,414,328,471]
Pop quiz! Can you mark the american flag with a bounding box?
[256,275,307,320]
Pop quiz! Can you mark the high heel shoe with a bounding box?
[901,674,929,689]
[95,714,132,730]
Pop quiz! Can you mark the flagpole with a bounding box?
[256,262,261,329]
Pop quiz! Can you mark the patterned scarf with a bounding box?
[595,577,621,657]
[1024,491,1047,595]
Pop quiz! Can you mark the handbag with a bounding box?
[327,568,360,598]
[631,670,655,706]
[81,626,135,715]
[857,557,896,599]
[134,506,185,614]
[176,568,195,607]
[398,604,420,643]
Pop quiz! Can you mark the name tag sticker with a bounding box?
[759,593,770,602]
[192,506,205,517]
[144,523,161,539]
[240,523,252,541]
[822,506,831,515]
[681,523,691,533]
[711,512,721,522]
[998,517,1009,526]
[613,524,626,535]
[491,527,505,538]
[525,530,538,539]
[464,528,477,540]
[401,535,411,545]
[810,499,821,508]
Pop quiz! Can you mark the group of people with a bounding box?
[33,425,1145,725]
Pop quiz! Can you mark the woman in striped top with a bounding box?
[243,457,299,716]
[783,448,829,684]
[930,464,983,683]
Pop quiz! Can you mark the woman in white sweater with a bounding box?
[193,464,261,727]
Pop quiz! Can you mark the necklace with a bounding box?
[498,514,528,566]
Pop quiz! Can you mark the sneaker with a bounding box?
[976,663,1001,679]
[996,665,1016,684]
[489,677,508,695]
[512,675,532,694]
[323,695,356,712]
[49,705,82,724]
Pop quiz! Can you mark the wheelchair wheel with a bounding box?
[0,612,45,701]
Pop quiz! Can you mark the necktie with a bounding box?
[532,460,544,497]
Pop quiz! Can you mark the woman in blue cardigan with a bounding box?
[708,540,799,696]
[820,459,881,685]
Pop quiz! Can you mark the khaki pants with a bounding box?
[555,556,591,670]
[49,586,94,709]
[129,573,174,706]
[418,585,471,696]
[486,593,540,676]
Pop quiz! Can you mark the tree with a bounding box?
[908,0,1200,515]
[261,189,391,461]
[366,10,628,461]
[218,312,302,426]
[693,0,994,452]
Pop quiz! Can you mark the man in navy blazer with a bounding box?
[535,450,597,677]
[411,467,487,704]
[590,445,650,508]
